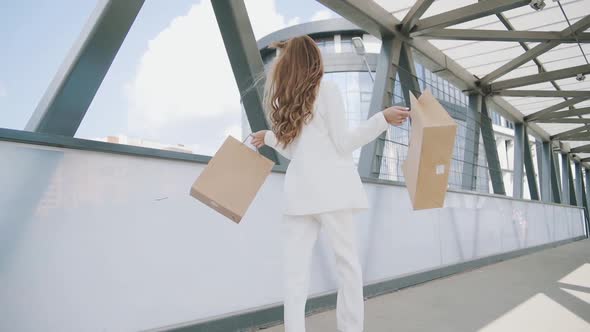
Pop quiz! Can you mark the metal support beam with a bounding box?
[493,90,590,98]
[537,107,590,121]
[358,38,403,178]
[316,0,397,38]
[314,5,554,141]
[536,118,590,124]
[582,169,590,236]
[568,156,578,206]
[398,43,422,102]
[571,143,590,153]
[25,0,145,135]
[527,97,590,121]
[482,37,544,76]
[490,64,590,91]
[575,161,584,207]
[494,12,567,111]
[562,153,572,204]
[401,0,435,34]
[412,0,530,35]
[551,151,562,203]
[481,98,506,195]
[480,15,590,84]
[416,29,590,43]
[513,123,525,199]
[536,141,552,202]
[462,94,482,191]
[524,126,540,200]
[552,135,590,142]
[585,169,590,214]
[211,0,279,163]
[551,125,590,140]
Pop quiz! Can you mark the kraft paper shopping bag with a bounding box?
[190,136,275,223]
[402,90,458,210]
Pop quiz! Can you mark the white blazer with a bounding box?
[264,80,389,216]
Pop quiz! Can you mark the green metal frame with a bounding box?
[536,141,551,202]
[562,153,577,205]
[461,94,482,191]
[25,0,145,136]
[523,126,539,200]
[561,153,571,204]
[584,169,590,234]
[551,151,563,204]
[513,123,525,199]
[210,0,280,163]
[481,98,506,195]
[357,38,403,178]
[575,161,584,207]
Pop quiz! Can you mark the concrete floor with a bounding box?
[262,239,590,332]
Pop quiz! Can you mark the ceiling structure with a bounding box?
[318,0,590,159]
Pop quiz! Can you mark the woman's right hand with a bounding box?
[382,106,410,126]
[250,130,268,149]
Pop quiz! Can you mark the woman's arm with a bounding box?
[323,82,391,155]
[250,130,293,160]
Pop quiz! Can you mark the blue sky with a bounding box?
[0,0,337,154]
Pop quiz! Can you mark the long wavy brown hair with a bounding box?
[264,35,324,148]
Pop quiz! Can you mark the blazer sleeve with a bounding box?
[322,82,389,155]
[264,130,293,160]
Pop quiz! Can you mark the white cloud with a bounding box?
[126,0,295,155]
[310,9,336,21]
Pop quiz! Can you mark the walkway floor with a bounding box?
[262,239,590,332]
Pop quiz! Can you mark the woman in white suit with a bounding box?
[250,35,409,332]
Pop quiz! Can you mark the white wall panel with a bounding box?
[0,141,585,332]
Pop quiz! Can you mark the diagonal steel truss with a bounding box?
[317,0,590,200]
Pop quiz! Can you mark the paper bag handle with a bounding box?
[242,134,258,152]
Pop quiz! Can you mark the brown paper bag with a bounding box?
[402,90,458,210]
[190,136,275,223]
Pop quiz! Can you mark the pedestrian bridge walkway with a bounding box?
[264,239,590,332]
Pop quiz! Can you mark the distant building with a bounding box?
[242,19,531,195]
[95,135,193,154]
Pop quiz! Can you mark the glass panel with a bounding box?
[376,59,493,194]
[323,71,374,163]
[316,36,336,54]
[0,0,98,130]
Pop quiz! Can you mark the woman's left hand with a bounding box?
[250,130,267,149]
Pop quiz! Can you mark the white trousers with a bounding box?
[282,210,364,332]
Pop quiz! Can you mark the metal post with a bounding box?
[523,126,539,200]
[561,153,571,204]
[551,151,563,204]
[25,0,145,135]
[568,158,578,206]
[513,123,525,199]
[358,38,403,178]
[462,94,481,191]
[536,141,552,202]
[480,98,506,195]
[582,168,590,237]
[575,160,584,207]
[397,43,421,101]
